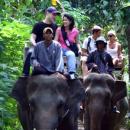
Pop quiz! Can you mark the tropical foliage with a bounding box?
[0,0,130,130]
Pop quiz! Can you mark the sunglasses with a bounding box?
[108,35,114,37]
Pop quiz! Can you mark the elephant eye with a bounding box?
[29,98,36,109]
[85,88,90,105]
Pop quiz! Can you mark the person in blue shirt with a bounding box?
[85,36,114,75]
[85,36,120,113]
[31,27,64,75]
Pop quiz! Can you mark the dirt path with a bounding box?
[78,120,128,130]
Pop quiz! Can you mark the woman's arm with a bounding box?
[117,44,123,58]
[54,28,59,41]
[76,34,82,54]
[30,33,37,46]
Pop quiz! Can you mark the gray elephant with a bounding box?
[11,75,85,130]
[83,73,128,130]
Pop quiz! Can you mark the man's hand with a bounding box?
[93,64,98,68]
[81,50,88,56]
[92,64,99,72]
[52,72,67,80]
[78,49,82,56]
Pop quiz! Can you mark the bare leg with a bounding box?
[82,61,89,78]
[113,58,119,67]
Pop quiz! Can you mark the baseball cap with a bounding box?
[43,27,53,34]
[92,25,102,31]
[107,30,116,36]
[46,6,60,14]
[96,36,107,44]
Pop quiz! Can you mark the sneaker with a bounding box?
[69,73,78,80]
[21,73,29,78]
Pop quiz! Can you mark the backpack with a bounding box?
[87,37,91,54]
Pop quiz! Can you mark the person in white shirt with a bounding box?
[81,25,102,77]
[106,30,124,68]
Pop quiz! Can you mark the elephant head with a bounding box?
[26,75,69,130]
[83,73,127,130]
[12,75,85,130]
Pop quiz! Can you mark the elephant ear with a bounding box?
[112,80,127,104]
[11,77,28,103]
[67,79,85,107]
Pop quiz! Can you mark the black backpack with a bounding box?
[87,37,91,54]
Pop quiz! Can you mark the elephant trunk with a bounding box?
[89,101,105,130]
[90,114,102,130]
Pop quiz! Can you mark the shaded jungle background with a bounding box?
[0,0,130,130]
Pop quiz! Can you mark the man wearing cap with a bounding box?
[84,36,114,75]
[31,27,64,75]
[81,25,102,77]
[23,6,60,76]
[85,36,120,113]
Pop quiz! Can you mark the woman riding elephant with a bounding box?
[106,30,124,68]
[55,13,81,79]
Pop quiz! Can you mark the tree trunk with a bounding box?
[125,25,130,80]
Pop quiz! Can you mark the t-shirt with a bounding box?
[32,22,58,43]
[31,40,63,73]
[86,50,114,74]
[106,42,118,59]
[82,36,96,53]
[56,27,79,49]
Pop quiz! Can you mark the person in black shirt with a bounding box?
[23,6,60,76]
[31,21,57,43]
[31,6,59,44]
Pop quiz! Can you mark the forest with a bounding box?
[0,0,130,129]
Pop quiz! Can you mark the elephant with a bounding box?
[11,75,85,130]
[83,73,128,130]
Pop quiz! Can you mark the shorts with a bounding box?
[80,56,88,62]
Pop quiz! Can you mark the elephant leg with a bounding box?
[17,104,33,130]
[84,110,90,130]
[114,126,120,130]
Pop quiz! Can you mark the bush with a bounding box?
[0,20,31,130]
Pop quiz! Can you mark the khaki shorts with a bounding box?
[80,56,88,62]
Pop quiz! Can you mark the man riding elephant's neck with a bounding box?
[44,40,52,47]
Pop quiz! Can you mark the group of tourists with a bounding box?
[81,26,124,77]
[22,6,124,79]
[11,7,126,129]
